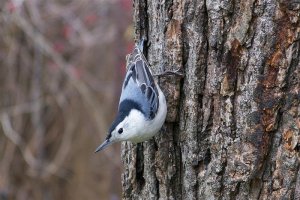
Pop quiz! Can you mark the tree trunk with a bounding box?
[121,0,300,199]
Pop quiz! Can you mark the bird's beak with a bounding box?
[94,139,112,153]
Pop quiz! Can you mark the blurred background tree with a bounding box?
[0,0,132,199]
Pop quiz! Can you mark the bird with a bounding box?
[95,39,167,153]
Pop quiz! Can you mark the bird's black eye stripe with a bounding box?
[118,128,123,134]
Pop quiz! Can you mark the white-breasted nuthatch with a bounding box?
[95,39,167,152]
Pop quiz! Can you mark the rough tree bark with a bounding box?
[121,0,300,199]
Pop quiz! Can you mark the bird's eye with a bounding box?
[118,128,123,134]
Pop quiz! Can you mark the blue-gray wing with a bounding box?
[119,45,159,119]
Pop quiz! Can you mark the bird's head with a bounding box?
[94,114,128,153]
[94,104,144,153]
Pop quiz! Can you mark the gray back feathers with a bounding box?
[119,44,159,120]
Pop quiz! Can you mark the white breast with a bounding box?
[126,87,167,143]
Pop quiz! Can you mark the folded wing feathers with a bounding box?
[124,45,159,119]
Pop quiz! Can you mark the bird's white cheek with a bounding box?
[123,110,146,141]
[126,121,142,138]
[110,132,120,143]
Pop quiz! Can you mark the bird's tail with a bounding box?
[137,37,147,53]
[126,37,149,70]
